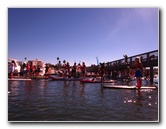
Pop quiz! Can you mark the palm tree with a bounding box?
[57,57,59,61]
[63,60,66,64]
[57,57,60,65]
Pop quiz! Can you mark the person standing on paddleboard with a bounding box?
[133,57,143,89]
[9,60,15,79]
[81,62,86,79]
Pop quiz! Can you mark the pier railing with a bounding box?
[87,50,158,72]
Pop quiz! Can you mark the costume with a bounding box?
[133,61,143,88]
[135,70,142,78]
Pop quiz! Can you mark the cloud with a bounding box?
[104,9,132,42]
[103,8,158,43]
[134,8,158,23]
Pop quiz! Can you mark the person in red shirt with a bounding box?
[26,63,30,77]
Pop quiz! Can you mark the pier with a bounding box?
[86,50,158,83]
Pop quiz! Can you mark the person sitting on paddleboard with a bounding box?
[133,57,143,89]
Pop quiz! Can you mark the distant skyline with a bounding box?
[8,8,158,66]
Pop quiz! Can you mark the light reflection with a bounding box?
[135,90,143,106]
[123,89,143,106]
[8,79,158,121]
[8,81,20,95]
[38,80,48,90]
[123,89,157,108]
[80,83,85,97]
[128,100,132,103]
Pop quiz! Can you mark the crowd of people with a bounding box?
[58,61,86,79]
[8,57,145,88]
[8,61,44,78]
[93,57,144,88]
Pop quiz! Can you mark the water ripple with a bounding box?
[8,79,158,121]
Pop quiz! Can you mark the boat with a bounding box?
[8,58,21,76]
[27,59,45,76]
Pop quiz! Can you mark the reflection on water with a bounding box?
[116,79,152,86]
[8,79,158,121]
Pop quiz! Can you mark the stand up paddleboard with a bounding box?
[103,85,157,89]
[49,75,81,81]
[80,79,117,83]
[8,78,31,81]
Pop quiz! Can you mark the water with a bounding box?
[8,79,158,122]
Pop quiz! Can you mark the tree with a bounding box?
[63,60,66,64]
[56,57,60,65]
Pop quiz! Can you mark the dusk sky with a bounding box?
[8,8,158,66]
